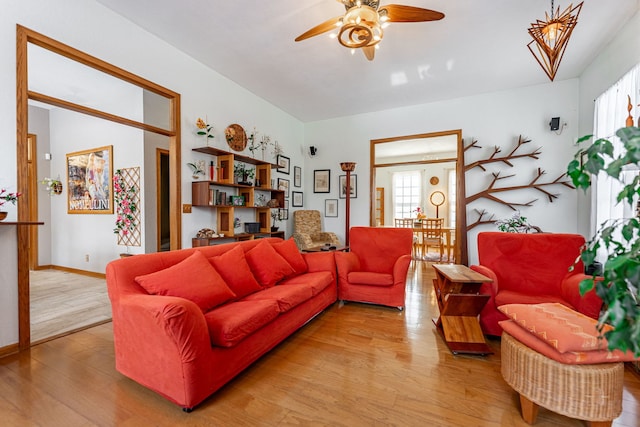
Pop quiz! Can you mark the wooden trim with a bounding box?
[29,91,175,137]
[156,148,169,252]
[0,343,19,358]
[49,265,106,280]
[369,129,468,265]
[27,134,39,270]
[16,24,182,351]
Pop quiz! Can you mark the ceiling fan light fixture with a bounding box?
[338,5,383,49]
[527,0,583,81]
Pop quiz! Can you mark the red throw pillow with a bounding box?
[209,245,262,299]
[272,238,308,276]
[245,240,295,288]
[135,251,236,312]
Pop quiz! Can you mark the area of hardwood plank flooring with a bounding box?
[30,269,111,343]
[2,261,638,426]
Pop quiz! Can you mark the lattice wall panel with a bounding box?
[117,167,141,247]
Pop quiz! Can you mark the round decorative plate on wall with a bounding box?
[429,176,439,185]
[225,124,247,152]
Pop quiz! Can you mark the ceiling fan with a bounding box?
[294,0,445,61]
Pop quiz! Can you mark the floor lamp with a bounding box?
[340,162,356,247]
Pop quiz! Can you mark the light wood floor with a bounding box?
[30,269,111,343]
[2,261,638,426]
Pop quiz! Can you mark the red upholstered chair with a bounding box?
[335,227,413,309]
[470,232,603,336]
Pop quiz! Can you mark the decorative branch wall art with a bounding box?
[464,135,574,231]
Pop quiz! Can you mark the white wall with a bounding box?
[0,0,304,348]
[305,79,581,263]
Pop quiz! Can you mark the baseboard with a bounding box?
[49,265,106,279]
[0,343,19,358]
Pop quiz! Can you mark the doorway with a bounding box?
[16,25,182,350]
[157,148,170,252]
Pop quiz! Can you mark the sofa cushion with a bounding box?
[347,271,394,286]
[245,240,295,288]
[500,320,638,364]
[498,303,611,353]
[135,251,236,312]
[242,284,313,313]
[279,271,334,296]
[204,300,280,347]
[208,246,262,299]
[495,290,575,309]
[273,238,308,276]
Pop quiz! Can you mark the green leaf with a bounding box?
[579,278,595,295]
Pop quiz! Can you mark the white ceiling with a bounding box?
[94,0,639,123]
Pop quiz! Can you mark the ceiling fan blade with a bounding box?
[295,16,343,42]
[362,46,375,61]
[380,5,445,22]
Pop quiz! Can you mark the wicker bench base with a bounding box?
[501,332,624,426]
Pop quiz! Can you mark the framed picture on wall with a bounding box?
[313,169,330,193]
[292,191,303,207]
[339,174,357,199]
[280,208,289,220]
[277,155,290,174]
[66,145,113,214]
[294,166,302,187]
[277,178,290,198]
[325,199,338,217]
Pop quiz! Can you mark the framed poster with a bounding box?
[66,145,113,214]
[339,174,357,198]
[280,208,289,220]
[313,169,330,193]
[294,166,302,187]
[325,199,338,217]
[277,155,290,174]
[277,177,290,198]
[292,191,303,207]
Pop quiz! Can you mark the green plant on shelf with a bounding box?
[234,163,255,185]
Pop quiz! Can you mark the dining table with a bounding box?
[412,225,455,262]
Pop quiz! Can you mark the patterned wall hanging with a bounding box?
[114,167,142,247]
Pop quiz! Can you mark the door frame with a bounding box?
[16,25,182,350]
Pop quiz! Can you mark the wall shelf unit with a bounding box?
[191,147,285,241]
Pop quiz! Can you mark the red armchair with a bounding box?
[335,227,413,309]
[470,232,603,336]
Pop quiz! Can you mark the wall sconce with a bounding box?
[309,146,318,157]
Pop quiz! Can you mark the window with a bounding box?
[593,62,640,261]
[447,168,456,228]
[393,171,421,219]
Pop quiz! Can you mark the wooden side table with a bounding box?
[432,264,493,355]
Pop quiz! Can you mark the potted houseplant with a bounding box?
[567,126,640,356]
[234,163,255,186]
[494,210,542,233]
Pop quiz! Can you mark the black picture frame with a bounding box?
[294,166,302,187]
[292,191,303,207]
[339,174,357,199]
[277,155,290,174]
[280,208,289,220]
[313,169,330,193]
[325,199,338,217]
[277,177,290,198]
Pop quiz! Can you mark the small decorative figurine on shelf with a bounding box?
[187,160,205,179]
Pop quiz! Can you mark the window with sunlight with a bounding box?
[393,171,421,220]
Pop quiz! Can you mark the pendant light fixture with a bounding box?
[527,1,583,81]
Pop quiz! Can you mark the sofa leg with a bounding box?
[397,306,404,311]
[182,407,193,413]
[519,394,538,424]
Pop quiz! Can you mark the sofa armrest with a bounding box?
[470,265,499,305]
[292,232,314,250]
[113,294,212,376]
[313,232,341,246]
[392,254,412,286]
[334,251,360,284]
[561,274,603,319]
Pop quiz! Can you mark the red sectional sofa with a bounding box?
[105,238,337,410]
[470,232,603,336]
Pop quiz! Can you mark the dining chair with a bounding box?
[394,218,418,258]
[418,218,444,261]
